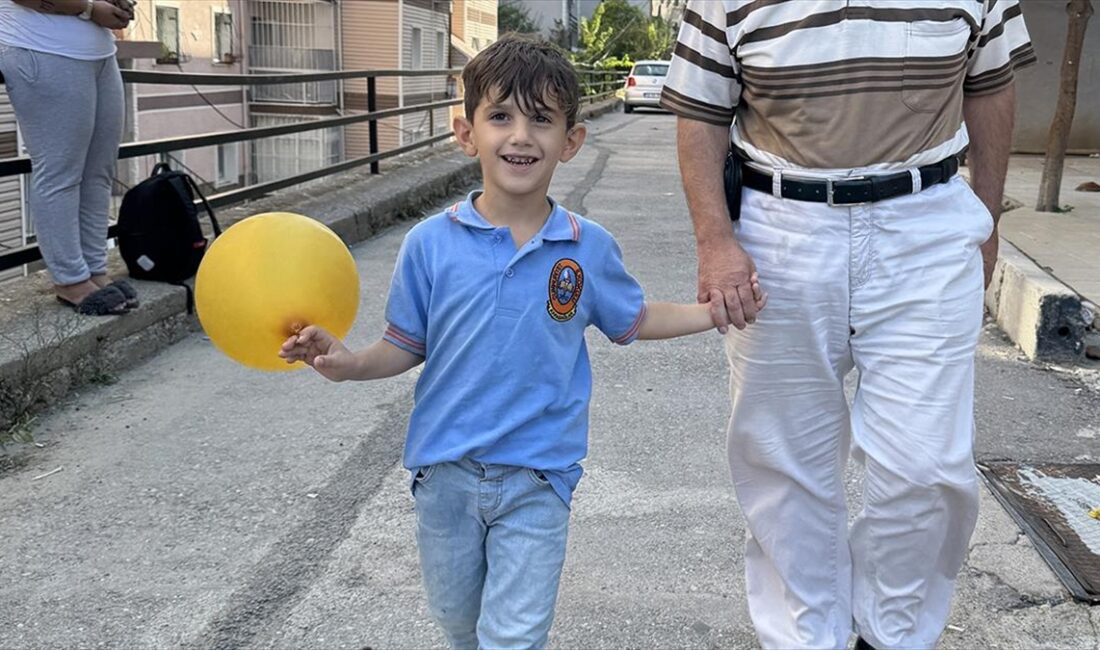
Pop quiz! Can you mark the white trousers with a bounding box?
[725,176,990,650]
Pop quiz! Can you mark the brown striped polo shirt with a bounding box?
[661,0,1037,173]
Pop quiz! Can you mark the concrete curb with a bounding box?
[985,238,1091,363]
[0,98,622,431]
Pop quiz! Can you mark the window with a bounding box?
[411,28,422,69]
[155,5,180,64]
[216,143,239,187]
[251,115,342,184]
[214,11,234,63]
[632,64,670,77]
[436,31,445,69]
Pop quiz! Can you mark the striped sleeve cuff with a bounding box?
[383,323,426,357]
[610,303,647,346]
[964,43,1037,96]
[660,86,735,126]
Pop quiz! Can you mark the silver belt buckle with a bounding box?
[826,177,871,207]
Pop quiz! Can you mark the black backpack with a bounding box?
[117,163,222,309]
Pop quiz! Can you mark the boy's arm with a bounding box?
[636,278,767,341]
[279,326,423,382]
[637,302,716,340]
[344,339,424,380]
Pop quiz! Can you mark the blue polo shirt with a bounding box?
[383,191,646,506]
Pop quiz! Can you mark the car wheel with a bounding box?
[624,103,634,114]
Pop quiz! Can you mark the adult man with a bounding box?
[661,2,1034,649]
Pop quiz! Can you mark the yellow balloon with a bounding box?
[195,212,359,371]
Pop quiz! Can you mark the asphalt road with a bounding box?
[2,110,1098,649]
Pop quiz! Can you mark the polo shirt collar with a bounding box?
[446,191,581,242]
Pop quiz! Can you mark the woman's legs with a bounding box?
[0,47,127,311]
[82,56,124,280]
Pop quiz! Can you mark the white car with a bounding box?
[623,60,670,113]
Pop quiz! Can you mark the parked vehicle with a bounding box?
[623,60,670,113]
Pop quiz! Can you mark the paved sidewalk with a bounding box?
[999,154,1100,307]
[966,153,1100,361]
[1,109,1099,650]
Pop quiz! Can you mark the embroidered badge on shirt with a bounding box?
[547,258,583,322]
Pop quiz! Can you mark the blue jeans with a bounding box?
[413,460,571,650]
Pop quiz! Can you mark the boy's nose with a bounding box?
[509,121,532,144]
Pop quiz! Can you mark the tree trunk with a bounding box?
[1037,0,1094,211]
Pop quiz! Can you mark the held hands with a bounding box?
[705,274,767,332]
[279,325,358,382]
[698,238,768,333]
[92,0,132,29]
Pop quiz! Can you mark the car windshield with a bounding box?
[633,64,669,77]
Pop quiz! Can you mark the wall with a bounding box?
[342,0,401,156]
[1013,2,1100,153]
[400,1,450,146]
[125,0,248,189]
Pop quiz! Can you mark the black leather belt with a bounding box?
[741,156,959,206]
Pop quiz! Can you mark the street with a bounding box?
[1,109,1099,649]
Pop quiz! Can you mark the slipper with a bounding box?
[56,285,130,316]
[108,279,140,309]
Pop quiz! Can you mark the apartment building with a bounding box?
[453,0,497,59]
[124,0,249,192]
[247,0,343,183]
[342,0,452,158]
[450,0,498,123]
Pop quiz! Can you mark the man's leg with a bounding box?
[848,177,987,649]
[478,466,570,649]
[414,462,486,650]
[725,190,856,649]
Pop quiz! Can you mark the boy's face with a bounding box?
[453,90,586,203]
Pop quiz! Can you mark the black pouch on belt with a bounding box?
[723,148,743,222]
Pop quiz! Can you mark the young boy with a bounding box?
[279,35,765,649]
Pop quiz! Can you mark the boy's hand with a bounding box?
[711,273,767,331]
[279,325,358,381]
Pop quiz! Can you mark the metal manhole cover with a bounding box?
[978,462,1100,603]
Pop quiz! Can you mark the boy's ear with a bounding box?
[453,116,477,157]
[559,123,587,163]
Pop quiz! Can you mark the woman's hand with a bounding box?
[106,0,134,19]
[91,0,131,29]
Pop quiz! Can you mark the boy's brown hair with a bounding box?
[461,34,580,129]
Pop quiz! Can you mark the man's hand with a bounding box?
[279,325,358,382]
[980,228,999,288]
[698,237,762,333]
[91,0,131,28]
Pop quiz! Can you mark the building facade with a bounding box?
[342,0,452,158]
[123,0,249,192]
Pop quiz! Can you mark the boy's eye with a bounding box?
[489,112,508,121]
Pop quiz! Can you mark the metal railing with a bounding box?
[577,68,629,104]
[0,65,620,272]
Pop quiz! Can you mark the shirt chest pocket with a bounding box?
[902,18,972,114]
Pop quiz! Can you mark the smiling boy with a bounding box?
[280,35,765,648]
